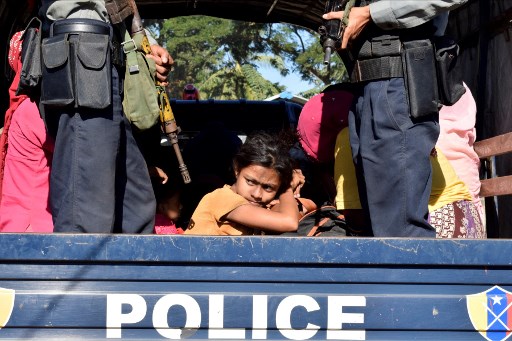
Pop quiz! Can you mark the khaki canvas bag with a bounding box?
[122,29,160,131]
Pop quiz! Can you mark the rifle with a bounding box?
[318,0,355,65]
[129,5,191,184]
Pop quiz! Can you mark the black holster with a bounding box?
[433,35,466,105]
[401,36,466,118]
[346,36,441,119]
[17,17,43,97]
[401,39,440,118]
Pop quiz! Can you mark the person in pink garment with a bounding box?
[0,31,55,232]
[436,83,484,222]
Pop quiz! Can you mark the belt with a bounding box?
[350,56,403,83]
[51,18,111,36]
[51,18,124,68]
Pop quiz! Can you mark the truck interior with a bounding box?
[1,0,511,236]
[1,2,512,338]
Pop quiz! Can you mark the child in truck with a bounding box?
[292,84,354,207]
[151,168,184,235]
[134,124,184,235]
[146,142,185,235]
[184,130,305,236]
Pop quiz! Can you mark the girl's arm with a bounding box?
[225,188,299,233]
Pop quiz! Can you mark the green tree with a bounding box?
[146,16,346,100]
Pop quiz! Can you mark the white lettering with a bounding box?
[252,295,268,340]
[327,296,366,340]
[153,294,201,339]
[209,294,246,339]
[276,295,320,340]
[106,294,147,339]
[105,293,368,340]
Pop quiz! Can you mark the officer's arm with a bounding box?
[369,0,468,30]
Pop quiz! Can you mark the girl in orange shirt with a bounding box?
[185,131,305,236]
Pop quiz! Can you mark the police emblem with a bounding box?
[467,286,512,341]
[0,287,15,329]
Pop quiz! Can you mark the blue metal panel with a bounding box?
[1,234,511,264]
[0,234,510,340]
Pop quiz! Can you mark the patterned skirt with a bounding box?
[429,200,486,239]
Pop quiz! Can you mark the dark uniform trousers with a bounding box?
[343,0,441,237]
[46,25,156,233]
[348,78,438,237]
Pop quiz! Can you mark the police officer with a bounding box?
[39,0,173,233]
[323,1,468,237]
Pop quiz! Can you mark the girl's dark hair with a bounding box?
[233,130,298,195]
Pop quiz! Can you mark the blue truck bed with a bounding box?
[0,234,509,340]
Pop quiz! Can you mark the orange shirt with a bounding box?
[185,185,255,236]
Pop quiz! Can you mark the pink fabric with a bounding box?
[0,31,27,199]
[0,100,54,232]
[154,213,183,234]
[297,90,353,163]
[0,30,54,232]
[436,83,481,207]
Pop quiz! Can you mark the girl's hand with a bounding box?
[149,166,169,184]
[291,169,305,198]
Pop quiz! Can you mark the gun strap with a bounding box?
[342,0,356,26]
[121,29,139,74]
[123,26,155,73]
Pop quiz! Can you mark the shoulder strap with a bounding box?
[105,0,134,25]
[307,217,331,237]
[122,28,141,74]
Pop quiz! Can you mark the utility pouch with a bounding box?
[348,35,403,83]
[75,33,111,109]
[17,17,42,96]
[402,39,440,118]
[433,35,465,105]
[40,19,112,109]
[40,34,74,106]
[358,35,401,58]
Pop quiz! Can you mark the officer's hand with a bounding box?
[323,5,371,49]
[147,44,174,85]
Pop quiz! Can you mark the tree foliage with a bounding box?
[146,16,346,100]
